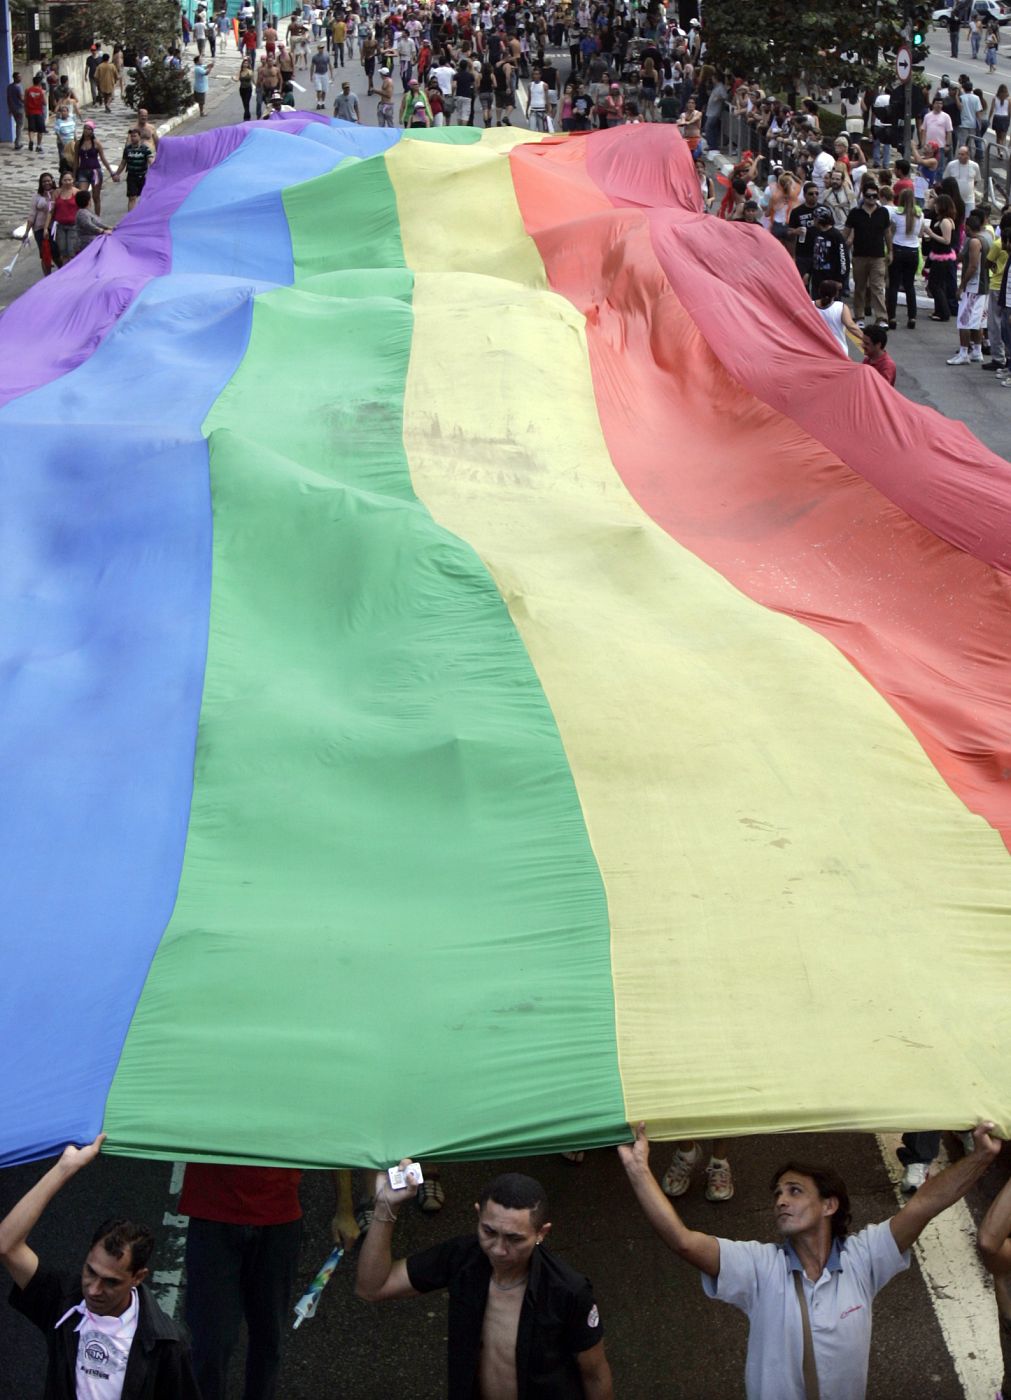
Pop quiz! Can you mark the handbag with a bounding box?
[793,1271,821,1400]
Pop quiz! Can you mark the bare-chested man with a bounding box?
[357,1164,613,1398]
[377,65,395,127]
[134,106,160,160]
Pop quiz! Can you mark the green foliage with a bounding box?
[702,0,911,91]
[84,0,180,58]
[124,62,193,116]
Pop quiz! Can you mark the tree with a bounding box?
[700,0,910,92]
[124,63,193,116]
[59,0,180,63]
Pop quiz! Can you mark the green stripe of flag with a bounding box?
[104,151,626,1166]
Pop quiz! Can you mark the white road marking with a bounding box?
[877,1133,1000,1398]
[149,1162,189,1319]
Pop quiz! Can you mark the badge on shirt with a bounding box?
[587,1304,600,1328]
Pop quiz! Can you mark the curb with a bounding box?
[156,103,200,136]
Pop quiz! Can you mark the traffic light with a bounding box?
[911,3,931,66]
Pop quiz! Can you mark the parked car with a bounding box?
[933,0,1011,26]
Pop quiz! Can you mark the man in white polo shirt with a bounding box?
[619,1120,1000,1399]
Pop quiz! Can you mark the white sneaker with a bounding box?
[969,349,984,362]
[900,1162,929,1193]
[705,1158,735,1202]
[662,1142,701,1198]
[947,351,969,365]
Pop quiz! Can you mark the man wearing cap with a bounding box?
[310,41,333,111]
[334,79,359,121]
[811,207,850,297]
[377,66,395,126]
[399,78,432,126]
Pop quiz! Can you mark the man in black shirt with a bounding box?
[811,207,850,296]
[0,1133,199,1400]
[357,1165,613,1398]
[787,182,821,287]
[845,184,893,326]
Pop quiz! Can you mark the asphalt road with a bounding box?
[2,39,1010,1400]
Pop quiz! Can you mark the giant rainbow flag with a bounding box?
[3,119,1010,1170]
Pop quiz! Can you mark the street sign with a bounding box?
[896,44,912,81]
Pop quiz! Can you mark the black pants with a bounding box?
[927,259,958,320]
[184,1216,302,1400]
[897,1131,941,1166]
[887,245,920,324]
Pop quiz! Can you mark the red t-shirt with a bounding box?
[865,350,897,386]
[893,178,914,196]
[24,84,46,116]
[242,28,257,51]
[179,1164,303,1225]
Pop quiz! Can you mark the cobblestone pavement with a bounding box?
[1,40,243,235]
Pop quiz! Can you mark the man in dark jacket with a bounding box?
[0,1132,200,1399]
[357,1165,613,1398]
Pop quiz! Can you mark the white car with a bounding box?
[933,0,1011,25]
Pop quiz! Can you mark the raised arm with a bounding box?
[891,1123,1001,1253]
[979,1164,1011,1276]
[0,1134,106,1290]
[618,1123,721,1278]
[355,1162,421,1303]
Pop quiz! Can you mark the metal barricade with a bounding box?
[981,141,1009,210]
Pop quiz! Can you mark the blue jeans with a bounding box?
[184,1216,302,1400]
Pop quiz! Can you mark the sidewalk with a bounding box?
[1,41,243,236]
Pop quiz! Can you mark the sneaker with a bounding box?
[705,1158,735,1202]
[900,1161,929,1193]
[982,361,1007,371]
[969,350,984,363]
[662,1143,701,1198]
[416,1176,445,1213]
[947,351,969,365]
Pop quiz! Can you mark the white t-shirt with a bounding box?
[889,207,925,248]
[75,1290,139,1400]
[943,157,981,206]
[432,63,456,95]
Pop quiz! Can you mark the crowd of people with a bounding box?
[212,1,1011,386]
[2,1124,1011,1398]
